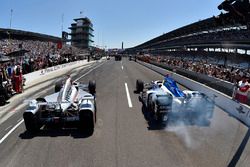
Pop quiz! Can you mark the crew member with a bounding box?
[13,65,23,93]
[234,76,250,104]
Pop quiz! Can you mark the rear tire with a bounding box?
[0,95,6,105]
[23,98,45,133]
[79,110,95,131]
[136,79,144,92]
[88,80,96,95]
[23,112,40,133]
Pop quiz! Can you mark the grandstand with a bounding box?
[127,1,250,68]
[0,28,84,56]
[0,28,87,76]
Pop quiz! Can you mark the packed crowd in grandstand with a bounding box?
[0,38,85,102]
[3,39,82,70]
[0,39,81,57]
[139,54,250,83]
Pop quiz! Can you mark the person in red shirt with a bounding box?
[12,65,23,93]
[234,76,250,104]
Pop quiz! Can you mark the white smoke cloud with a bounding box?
[165,96,215,149]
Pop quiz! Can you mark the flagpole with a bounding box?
[61,13,64,32]
[80,11,83,17]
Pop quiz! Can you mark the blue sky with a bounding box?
[1,0,223,48]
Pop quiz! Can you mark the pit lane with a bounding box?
[0,57,249,167]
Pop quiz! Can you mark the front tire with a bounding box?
[136,79,144,92]
[55,81,62,93]
[88,80,96,95]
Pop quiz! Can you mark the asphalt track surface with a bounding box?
[0,58,250,167]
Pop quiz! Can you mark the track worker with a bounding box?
[234,76,250,104]
[12,65,23,93]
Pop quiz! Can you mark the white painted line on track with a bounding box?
[0,61,105,145]
[125,83,133,108]
[0,119,24,144]
[121,61,123,68]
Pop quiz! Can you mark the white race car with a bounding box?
[23,77,97,133]
[136,76,214,125]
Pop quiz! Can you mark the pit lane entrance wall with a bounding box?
[138,60,250,127]
[24,60,87,84]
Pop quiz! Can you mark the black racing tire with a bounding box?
[36,97,46,102]
[79,110,95,131]
[88,80,96,95]
[23,98,45,133]
[0,95,6,105]
[55,81,62,93]
[23,112,40,133]
[136,79,144,92]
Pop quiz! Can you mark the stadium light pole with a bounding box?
[61,13,64,32]
[10,9,13,29]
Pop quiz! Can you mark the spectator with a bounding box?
[139,54,250,84]
[0,37,89,100]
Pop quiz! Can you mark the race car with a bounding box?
[137,80,173,124]
[23,76,97,133]
[136,75,214,124]
[115,54,122,61]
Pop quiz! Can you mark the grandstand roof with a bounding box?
[131,13,249,51]
[0,28,61,42]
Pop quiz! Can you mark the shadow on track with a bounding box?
[133,90,140,94]
[19,123,94,139]
[228,128,250,167]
